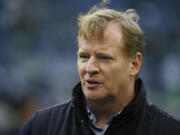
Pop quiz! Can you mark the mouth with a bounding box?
[85,79,102,88]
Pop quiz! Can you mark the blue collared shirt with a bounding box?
[87,106,122,135]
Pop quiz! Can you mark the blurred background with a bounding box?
[0,0,179,134]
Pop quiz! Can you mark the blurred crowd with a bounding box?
[0,0,180,134]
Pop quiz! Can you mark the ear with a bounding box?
[129,52,142,77]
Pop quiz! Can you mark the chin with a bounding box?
[84,92,114,104]
[84,92,103,100]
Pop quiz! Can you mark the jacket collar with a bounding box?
[72,78,148,123]
[119,78,148,122]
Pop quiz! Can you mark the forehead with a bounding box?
[78,22,124,51]
[103,22,123,44]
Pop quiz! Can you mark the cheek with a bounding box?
[102,68,117,86]
[105,64,128,83]
[77,62,85,77]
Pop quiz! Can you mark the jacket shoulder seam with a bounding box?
[37,99,72,113]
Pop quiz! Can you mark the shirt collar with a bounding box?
[86,104,123,125]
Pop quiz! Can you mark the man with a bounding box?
[20,4,180,135]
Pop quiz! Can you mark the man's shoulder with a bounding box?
[19,99,74,135]
[37,99,73,115]
[148,103,180,123]
[31,99,74,125]
[146,103,180,134]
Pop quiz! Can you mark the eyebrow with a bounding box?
[78,51,115,58]
[77,51,89,55]
[96,52,114,57]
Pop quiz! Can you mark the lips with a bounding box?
[85,79,102,88]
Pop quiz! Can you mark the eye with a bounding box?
[99,56,112,60]
[79,54,89,59]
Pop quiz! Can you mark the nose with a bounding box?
[85,57,99,74]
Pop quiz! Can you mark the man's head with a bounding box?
[77,5,144,103]
[77,7,144,59]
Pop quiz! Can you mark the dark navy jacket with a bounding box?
[19,79,180,135]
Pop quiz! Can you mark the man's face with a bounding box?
[77,23,133,102]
